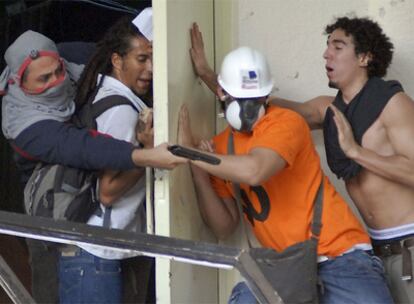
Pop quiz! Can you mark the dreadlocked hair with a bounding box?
[325,17,393,78]
[75,16,143,107]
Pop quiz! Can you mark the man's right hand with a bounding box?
[190,22,210,78]
[189,23,218,94]
[132,143,188,169]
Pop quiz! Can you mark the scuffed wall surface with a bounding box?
[237,0,369,100]
[369,0,414,96]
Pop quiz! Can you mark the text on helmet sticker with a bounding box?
[241,69,260,90]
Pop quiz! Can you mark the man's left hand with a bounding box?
[329,104,360,159]
[136,109,154,148]
[178,104,197,148]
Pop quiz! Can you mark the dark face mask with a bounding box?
[225,97,267,132]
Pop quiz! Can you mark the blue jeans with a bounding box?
[58,247,122,304]
[228,250,393,304]
[228,281,258,304]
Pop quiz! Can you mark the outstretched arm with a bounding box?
[132,143,187,169]
[190,147,285,185]
[178,105,287,238]
[269,95,333,129]
[178,105,286,185]
[14,120,187,172]
[190,23,218,93]
[132,110,187,169]
[330,92,414,187]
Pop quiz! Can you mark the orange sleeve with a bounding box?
[251,111,308,166]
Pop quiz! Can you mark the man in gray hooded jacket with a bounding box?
[0,30,183,182]
[0,28,185,303]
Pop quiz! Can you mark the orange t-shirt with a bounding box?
[211,105,369,257]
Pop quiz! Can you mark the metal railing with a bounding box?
[0,210,283,304]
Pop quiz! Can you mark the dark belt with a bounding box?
[373,237,414,281]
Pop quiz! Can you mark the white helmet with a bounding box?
[218,46,273,98]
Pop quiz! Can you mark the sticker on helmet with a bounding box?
[241,69,260,90]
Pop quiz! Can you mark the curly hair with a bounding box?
[75,16,143,107]
[325,17,393,78]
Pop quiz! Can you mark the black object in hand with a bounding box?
[168,145,221,165]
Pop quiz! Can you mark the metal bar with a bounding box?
[0,211,238,269]
[0,210,284,303]
[236,252,283,304]
[0,255,35,304]
[146,167,154,234]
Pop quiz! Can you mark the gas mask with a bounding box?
[224,97,267,133]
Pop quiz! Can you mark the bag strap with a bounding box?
[227,131,324,249]
[89,95,137,228]
[310,178,324,240]
[91,94,139,120]
[103,206,112,228]
[74,78,139,129]
[233,183,255,247]
[227,131,254,248]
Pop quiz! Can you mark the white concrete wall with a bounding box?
[369,0,414,96]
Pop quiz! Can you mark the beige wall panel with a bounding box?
[153,0,218,303]
[237,0,368,99]
[368,0,414,96]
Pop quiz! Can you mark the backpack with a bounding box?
[24,94,137,222]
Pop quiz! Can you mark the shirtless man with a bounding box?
[189,17,414,302]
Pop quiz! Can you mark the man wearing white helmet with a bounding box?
[179,46,393,303]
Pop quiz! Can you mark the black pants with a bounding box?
[122,256,155,304]
[26,239,59,304]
